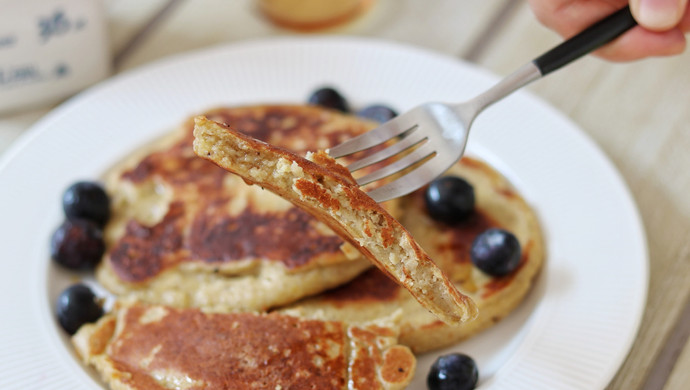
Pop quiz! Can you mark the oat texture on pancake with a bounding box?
[283,157,545,353]
[192,116,479,325]
[72,300,416,390]
[97,105,400,312]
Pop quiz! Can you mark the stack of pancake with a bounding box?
[73,105,544,389]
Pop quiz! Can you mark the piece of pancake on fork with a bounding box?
[281,157,545,353]
[97,105,400,312]
[192,116,480,325]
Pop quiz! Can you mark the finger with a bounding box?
[594,25,686,60]
[630,0,689,31]
[528,0,628,36]
[680,5,690,31]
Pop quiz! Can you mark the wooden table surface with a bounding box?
[2,1,688,389]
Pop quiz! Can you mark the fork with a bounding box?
[328,6,637,203]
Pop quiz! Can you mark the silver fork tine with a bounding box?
[356,143,435,186]
[328,111,419,158]
[346,127,428,172]
[365,158,443,203]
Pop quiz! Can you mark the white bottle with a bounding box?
[0,0,111,114]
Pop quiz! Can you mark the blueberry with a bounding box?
[56,284,104,335]
[427,353,478,390]
[63,181,110,226]
[424,176,475,224]
[470,228,521,277]
[307,87,350,112]
[50,219,105,270]
[357,104,398,123]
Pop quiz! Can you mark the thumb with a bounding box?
[630,0,689,31]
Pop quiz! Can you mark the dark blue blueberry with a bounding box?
[62,181,110,226]
[427,353,478,390]
[424,176,475,225]
[357,104,398,123]
[307,87,350,112]
[470,228,522,277]
[50,219,105,270]
[56,284,103,335]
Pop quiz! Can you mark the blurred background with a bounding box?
[1,1,688,389]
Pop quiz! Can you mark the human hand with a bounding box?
[527,0,690,61]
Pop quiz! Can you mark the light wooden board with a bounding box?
[665,331,690,390]
[104,0,171,55]
[115,0,507,70]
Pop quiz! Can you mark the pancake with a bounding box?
[72,300,416,390]
[97,105,400,312]
[281,157,545,353]
[192,116,479,325]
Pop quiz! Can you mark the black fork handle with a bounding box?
[533,6,637,76]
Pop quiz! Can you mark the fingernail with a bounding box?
[638,0,681,30]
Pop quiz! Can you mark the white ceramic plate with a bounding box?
[0,37,647,390]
